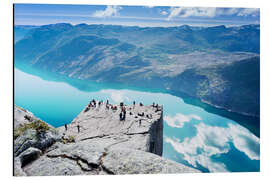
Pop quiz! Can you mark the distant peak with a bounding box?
[40,23,73,29]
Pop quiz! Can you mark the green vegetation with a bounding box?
[61,135,76,144]
[14,120,50,139]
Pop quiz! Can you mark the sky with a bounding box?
[14,4,260,27]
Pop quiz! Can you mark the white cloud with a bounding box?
[167,7,259,20]
[164,113,202,128]
[144,5,154,8]
[165,122,260,172]
[110,91,123,103]
[160,11,168,16]
[92,5,122,18]
[100,90,131,104]
[167,7,217,20]
[237,8,259,17]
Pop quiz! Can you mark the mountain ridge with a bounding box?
[14,23,260,118]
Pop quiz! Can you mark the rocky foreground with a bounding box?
[14,104,200,176]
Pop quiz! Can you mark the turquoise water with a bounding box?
[14,67,260,173]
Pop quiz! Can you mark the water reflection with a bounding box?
[14,67,260,172]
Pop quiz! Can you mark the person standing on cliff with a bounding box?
[65,124,67,131]
[119,112,123,121]
[123,107,126,121]
[77,124,80,133]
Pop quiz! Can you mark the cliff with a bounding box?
[58,101,163,155]
[14,104,200,176]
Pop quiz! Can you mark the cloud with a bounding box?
[165,122,260,172]
[236,8,259,17]
[164,113,202,128]
[144,5,154,8]
[110,91,123,103]
[100,90,131,104]
[167,7,217,20]
[92,5,122,18]
[160,11,168,16]
[167,7,259,20]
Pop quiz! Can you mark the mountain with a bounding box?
[170,57,260,116]
[14,25,39,43]
[14,23,260,117]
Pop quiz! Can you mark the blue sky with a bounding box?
[14,4,260,27]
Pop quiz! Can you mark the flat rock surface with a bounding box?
[58,103,162,153]
[102,148,201,174]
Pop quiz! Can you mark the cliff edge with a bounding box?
[58,101,163,156]
[14,104,200,176]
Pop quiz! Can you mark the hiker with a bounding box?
[120,102,124,107]
[119,112,123,121]
[77,124,80,133]
[133,101,135,108]
[98,101,101,107]
[92,99,96,107]
[84,107,89,113]
[106,103,109,110]
[65,124,67,131]
[139,119,142,126]
[123,108,126,121]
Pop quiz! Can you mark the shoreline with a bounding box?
[14,64,260,137]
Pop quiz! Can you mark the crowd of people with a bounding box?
[65,99,162,133]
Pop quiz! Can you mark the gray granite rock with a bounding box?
[23,155,86,176]
[19,147,42,167]
[14,106,61,157]
[22,141,106,176]
[14,105,35,129]
[46,140,106,166]
[14,157,26,176]
[14,128,60,157]
[102,148,200,174]
[14,104,200,176]
[21,140,200,175]
[58,103,163,155]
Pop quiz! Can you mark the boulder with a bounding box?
[14,128,60,157]
[19,147,42,167]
